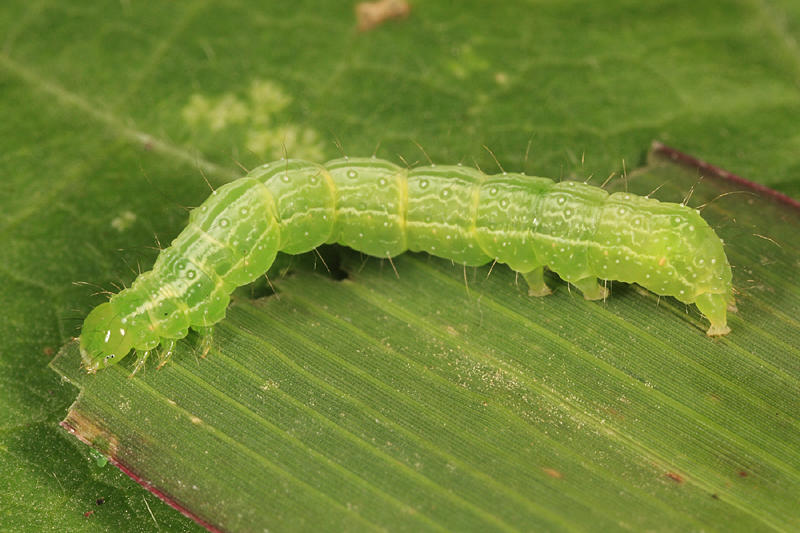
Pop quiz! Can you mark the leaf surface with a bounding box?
[51,146,800,531]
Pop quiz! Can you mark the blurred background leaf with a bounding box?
[1,0,799,531]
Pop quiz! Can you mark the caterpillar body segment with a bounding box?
[80,157,733,373]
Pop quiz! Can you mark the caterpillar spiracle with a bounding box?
[80,157,734,373]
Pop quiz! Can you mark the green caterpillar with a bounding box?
[80,157,734,374]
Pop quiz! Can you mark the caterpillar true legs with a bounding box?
[80,157,734,374]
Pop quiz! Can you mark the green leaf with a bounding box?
[49,146,800,531]
[2,0,800,531]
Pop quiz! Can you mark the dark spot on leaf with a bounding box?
[738,470,748,477]
[96,498,105,505]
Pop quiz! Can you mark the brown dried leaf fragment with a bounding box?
[356,0,410,32]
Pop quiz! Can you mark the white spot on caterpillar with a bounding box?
[111,211,137,232]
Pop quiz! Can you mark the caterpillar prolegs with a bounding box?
[80,157,734,373]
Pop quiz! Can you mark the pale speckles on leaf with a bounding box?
[494,71,510,86]
[181,94,211,127]
[110,211,137,232]
[259,380,280,392]
[182,93,248,131]
[447,43,489,80]
[181,79,325,160]
[248,79,291,121]
[467,92,490,117]
[246,125,325,161]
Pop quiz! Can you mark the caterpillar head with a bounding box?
[80,302,134,373]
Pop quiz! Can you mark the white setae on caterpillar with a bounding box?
[80,157,734,374]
